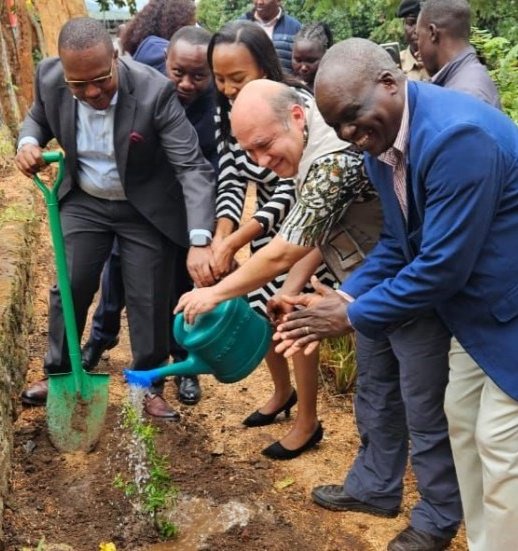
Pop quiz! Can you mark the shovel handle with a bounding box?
[33,150,84,392]
[33,151,65,202]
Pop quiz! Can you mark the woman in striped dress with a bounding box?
[207,21,333,457]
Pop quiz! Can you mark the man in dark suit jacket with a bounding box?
[15,17,216,418]
[279,38,518,551]
[82,25,218,407]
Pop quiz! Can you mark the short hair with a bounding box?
[168,25,212,52]
[420,0,471,40]
[268,86,305,127]
[294,22,333,52]
[317,38,402,90]
[120,0,196,55]
[58,17,113,54]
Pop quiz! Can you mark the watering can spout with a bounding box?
[123,356,211,389]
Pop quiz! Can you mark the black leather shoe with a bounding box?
[261,422,323,460]
[387,526,452,550]
[175,376,201,405]
[21,379,49,406]
[81,336,119,371]
[243,389,297,427]
[311,485,400,517]
[144,393,180,420]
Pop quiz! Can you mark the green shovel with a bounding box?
[33,151,110,452]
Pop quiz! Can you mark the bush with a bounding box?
[471,27,518,122]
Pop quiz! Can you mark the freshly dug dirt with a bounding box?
[2,189,468,551]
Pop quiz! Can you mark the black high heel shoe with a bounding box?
[242,389,297,427]
[261,422,324,460]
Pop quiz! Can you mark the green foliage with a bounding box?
[32,48,43,67]
[471,27,518,122]
[320,334,357,394]
[114,401,179,540]
[94,0,138,14]
[470,0,518,44]
[197,0,517,54]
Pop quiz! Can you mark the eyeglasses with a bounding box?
[64,60,114,90]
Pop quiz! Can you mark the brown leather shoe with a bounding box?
[144,393,180,420]
[387,526,452,551]
[21,379,49,406]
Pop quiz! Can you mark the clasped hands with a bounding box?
[178,234,240,322]
[269,276,354,358]
[187,234,239,289]
[175,275,354,356]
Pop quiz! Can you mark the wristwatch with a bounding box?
[190,234,211,247]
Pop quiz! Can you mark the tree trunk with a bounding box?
[0,0,86,145]
[33,0,87,57]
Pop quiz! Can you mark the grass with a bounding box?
[319,333,357,394]
[0,203,35,227]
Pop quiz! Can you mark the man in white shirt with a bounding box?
[15,17,216,418]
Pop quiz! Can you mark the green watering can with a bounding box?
[33,152,109,453]
[123,297,272,388]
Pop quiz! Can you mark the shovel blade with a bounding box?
[47,372,110,453]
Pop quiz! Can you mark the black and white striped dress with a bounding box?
[215,88,334,315]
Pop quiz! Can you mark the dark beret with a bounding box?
[396,0,421,17]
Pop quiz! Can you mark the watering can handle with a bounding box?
[33,151,65,201]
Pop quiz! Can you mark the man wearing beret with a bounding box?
[397,0,429,81]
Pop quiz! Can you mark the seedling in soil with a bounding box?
[114,400,179,539]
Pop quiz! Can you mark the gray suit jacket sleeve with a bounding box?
[18,56,216,244]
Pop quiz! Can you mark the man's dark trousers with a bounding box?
[44,188,178,375]
[344,313,462,539]
[89,241,191,362]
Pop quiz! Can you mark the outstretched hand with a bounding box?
[273,276,353,357]
[174,286,221,325]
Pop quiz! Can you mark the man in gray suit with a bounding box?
[15,17,216,418]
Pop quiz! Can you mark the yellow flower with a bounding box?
[99,543,117,551]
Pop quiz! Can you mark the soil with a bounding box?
[2,182,468,551]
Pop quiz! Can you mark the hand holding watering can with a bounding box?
[124,296,272,388]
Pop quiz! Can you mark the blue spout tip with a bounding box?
[123,368,154,388]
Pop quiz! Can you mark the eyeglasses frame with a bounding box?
[64,58,115,90]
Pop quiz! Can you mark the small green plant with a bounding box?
[21,538,46,551]
[114,402,179,539]
[320,333,357,394]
